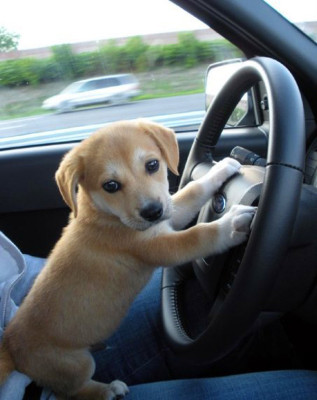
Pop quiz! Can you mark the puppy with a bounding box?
[0,119,255,399]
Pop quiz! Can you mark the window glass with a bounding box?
[95,79,108,89]
[103,78,119,88]
[61,82,83,94]
[264,0,317,44]
[80,81,99,91]
[205,60,250,128]
[0,0,243,148]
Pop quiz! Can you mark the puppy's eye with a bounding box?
[145,159,159,174]
[102,180,121,193]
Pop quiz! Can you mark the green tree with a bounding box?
[51,44,78,79]
[123,37,148,71]
[0,26,20,52]
[178,32,200,67]
[100,40,122,73]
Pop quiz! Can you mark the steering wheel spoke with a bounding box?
[193,164,263,300]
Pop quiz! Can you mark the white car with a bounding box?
[42,74,140,112]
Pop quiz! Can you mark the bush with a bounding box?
[99,37,149,72]
[210,39,242,61]
[0,58,41,86]
[100,40,127,73]
[36,59,62,83]
[177,32,200,67]
[0,34,242,87]
[73,52,104,77]
[123,36,149,71]
[145,45,163,68]
[51,44,78,80]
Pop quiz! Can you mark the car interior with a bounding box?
[0,0,317,397]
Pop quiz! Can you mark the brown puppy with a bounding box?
[0,120,255,399]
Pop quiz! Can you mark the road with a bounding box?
[0,94,205,138]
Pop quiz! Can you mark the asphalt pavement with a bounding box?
[0,94,205,138]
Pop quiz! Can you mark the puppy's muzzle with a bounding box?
[140,201,163,222]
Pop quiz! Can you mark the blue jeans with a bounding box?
[90,268,317,399]
[22,256,317,399]
[128,370,317,399]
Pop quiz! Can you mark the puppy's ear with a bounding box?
[138,119,179,175]
[55,148,84,218]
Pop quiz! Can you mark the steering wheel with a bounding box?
[162,57,305,364]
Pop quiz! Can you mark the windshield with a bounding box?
[0,0,315,149]
[264,0,317,44]
[61,82,84,94]
[0,0,243,148]
[0,0,244,148]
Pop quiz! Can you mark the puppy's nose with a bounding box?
[140,202,163,222]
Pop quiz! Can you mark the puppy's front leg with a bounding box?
[144,205,255,267]
[171,158,241,230]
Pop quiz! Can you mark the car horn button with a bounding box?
[212,193,226,214]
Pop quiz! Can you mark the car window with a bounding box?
[119,75,137,84]
[100,78,120,88]
[61,82,83,94]
[0,0,243,149]
[94,80,107,89]
[80,81,99,92]
[264,0,317,44]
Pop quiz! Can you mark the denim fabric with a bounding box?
[91,269,317,399]
[128,370,317,400]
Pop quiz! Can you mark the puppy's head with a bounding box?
[55,119,179,230]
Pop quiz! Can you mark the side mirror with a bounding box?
[205,59,257,127]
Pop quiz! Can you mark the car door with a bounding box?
[98,77,121,101]
[81,78,113,104]
[72,80,100,106]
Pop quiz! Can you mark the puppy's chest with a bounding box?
[80,263,153,341]
[94,256,153,301]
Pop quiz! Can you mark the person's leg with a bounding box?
[91,267,296,387]
[128,370,317,400]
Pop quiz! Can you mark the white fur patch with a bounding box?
[215,205,256,253]
[91,191,115,215]
[104,161,122,178]
[133,147,147,164]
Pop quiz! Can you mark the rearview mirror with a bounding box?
[205,59,256,127]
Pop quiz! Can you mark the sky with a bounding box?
[1,0,317,50]
[1,0,206,50]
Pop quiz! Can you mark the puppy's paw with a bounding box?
[107,380,129,400]
[217,205,256,251]
[203,157,241,190]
